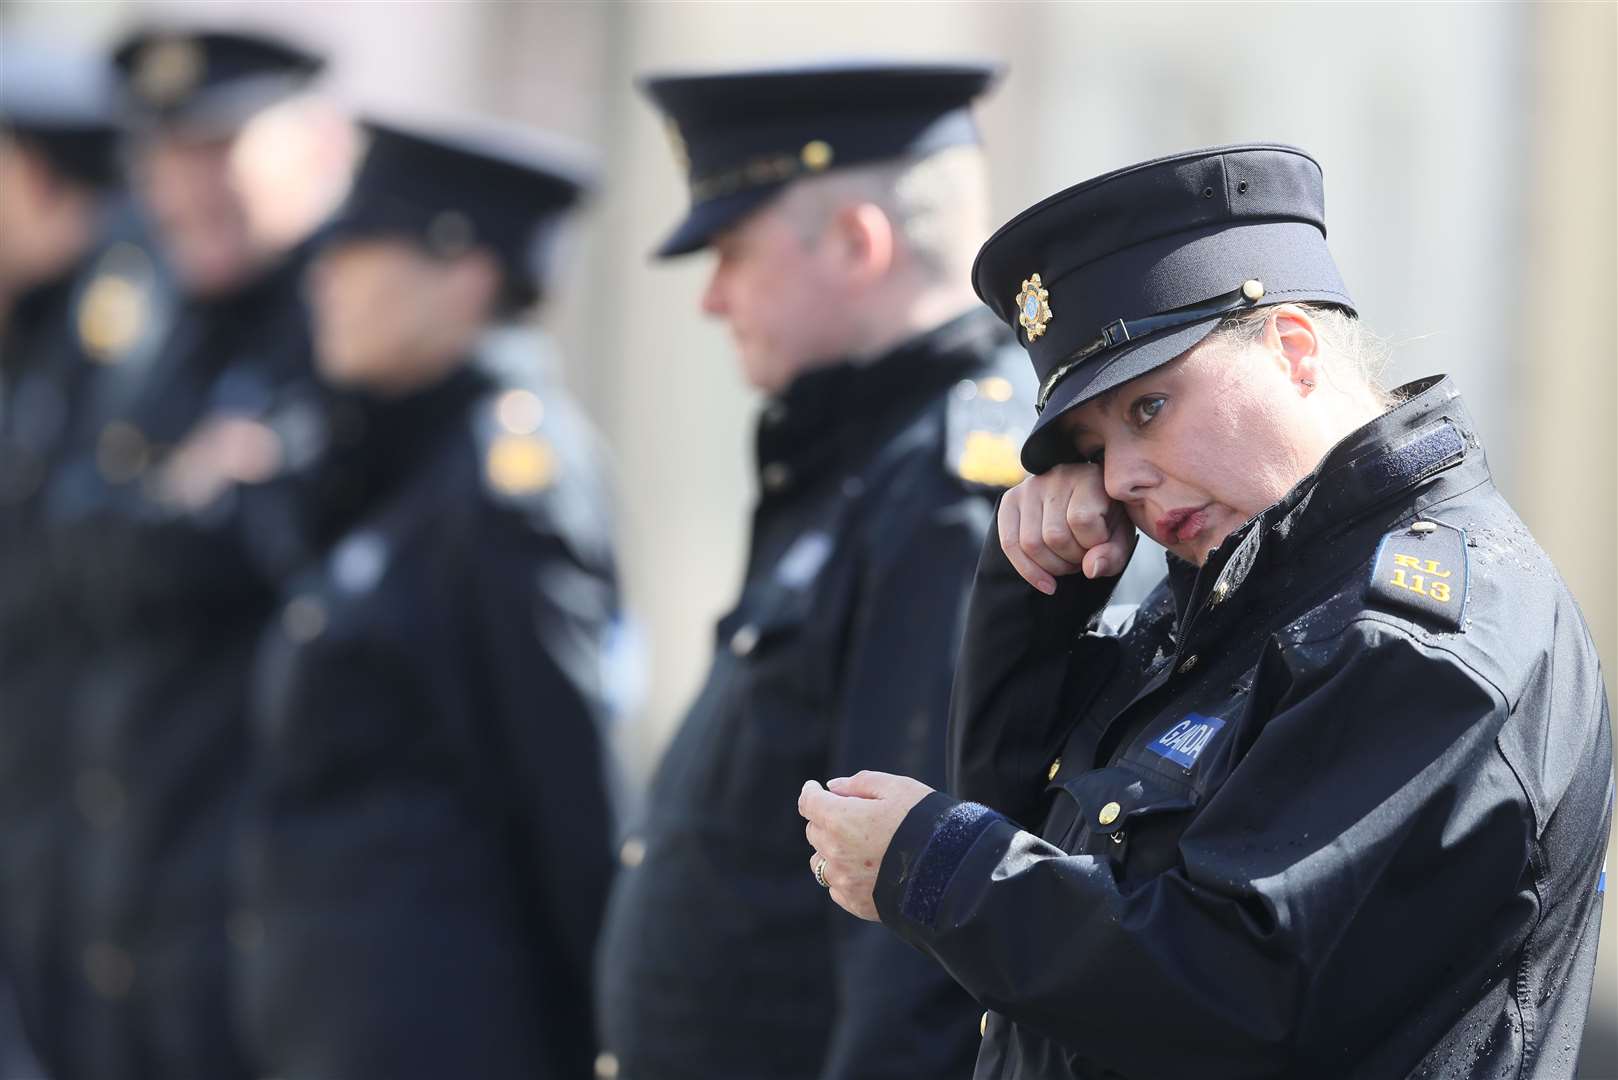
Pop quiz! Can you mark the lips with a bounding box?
[1155,506,1210,546]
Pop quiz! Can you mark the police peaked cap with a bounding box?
[111,26,324,133]
[640,59,999,258]
[973,143,1356,474]
[321,117,593,300]
[0,37,122,188]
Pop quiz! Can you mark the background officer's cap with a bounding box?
[320,116,594,306]
[0,37,121,190]
[110,26,324,135]
[974,143,1356,474]
[640,59,999,259]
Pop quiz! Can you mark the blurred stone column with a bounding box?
[1516,3,1617,1074]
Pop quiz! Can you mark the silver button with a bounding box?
[594,1052,620,1078]
[619,836,646,868]
[74,769,125,830]
[761,462,792,493]
[83,942,135,999]
[762,402,788,426]
[1178,655,1199,674]
[281,595,328,643]
[730,624,760,657]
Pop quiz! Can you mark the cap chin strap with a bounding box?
[1034,280,1265,413]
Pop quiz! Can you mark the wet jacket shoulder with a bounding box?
[874,376,1613,1080]
[243,361,619,1080]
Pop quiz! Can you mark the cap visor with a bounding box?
[652,184,782,259]
[1020,314,1221,474]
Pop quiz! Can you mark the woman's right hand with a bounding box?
[998,463,1136,594]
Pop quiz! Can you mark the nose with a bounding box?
[699,263,727,318]
[1102,442,1157,504]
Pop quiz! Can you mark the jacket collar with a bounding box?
[753,309,1002,496]
[1164,375,1487,625]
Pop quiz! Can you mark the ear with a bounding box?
[1263,306,1323,396]
[832,201,896,283]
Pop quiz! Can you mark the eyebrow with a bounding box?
[1062,386,1122,437]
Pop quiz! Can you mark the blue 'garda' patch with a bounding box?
[1147,714,1226,769]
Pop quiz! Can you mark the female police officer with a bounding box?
[800,144,1612,1078]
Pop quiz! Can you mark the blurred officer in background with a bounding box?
[0,36,125,1080]
[595,62,1028,1080]
[0,38,124,513]
[236,116,620,1080]
[45,26,331,515]
[0,25,343,1080]
[800,144,1613,1079]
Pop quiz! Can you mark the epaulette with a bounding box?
[945,345,1037,490]
[1366,518,1469,631]
[74,241,166,367]
[473,384,560,508]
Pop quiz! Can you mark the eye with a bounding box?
[1129,395,1166,427]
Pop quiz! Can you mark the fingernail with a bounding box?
[1038,579,1056,596]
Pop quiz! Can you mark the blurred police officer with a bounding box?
[595,62,1029,1080]
[0,38,124,513]
[44,25,331,516]
[236,116,620,1080]
[0,26,337,1080]
[0,37,125,1080]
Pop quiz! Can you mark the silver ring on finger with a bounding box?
[814,856,830,889]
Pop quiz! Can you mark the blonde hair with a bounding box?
[1209,303,1400,409]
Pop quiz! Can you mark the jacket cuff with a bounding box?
[876,791,1005,935]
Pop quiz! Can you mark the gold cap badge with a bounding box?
[1015,274,1052,341]
[134,37,204,106]
[800,140,834,171]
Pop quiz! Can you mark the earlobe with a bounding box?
[1268,308,1322,395]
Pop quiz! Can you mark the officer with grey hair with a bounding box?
[596,61,1032,1080]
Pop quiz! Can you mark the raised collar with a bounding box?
[753,308,1002,496]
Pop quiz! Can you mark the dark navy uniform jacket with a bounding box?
[597,311,1031,1080]
[238,347,620,1080]
[874,377,1612,1079]
[0,241,317,1080]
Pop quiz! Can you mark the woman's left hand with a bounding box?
[799,771,934,921]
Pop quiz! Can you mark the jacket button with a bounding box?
[281,595,328,643]
[1098,801,1121,826]
[83,942,135,999]
[761,462,792,492]
[1178,654,1199,674]
[1046,758,1061,782]
[594,1051,620,1078]
[729,624,760,657]
[74,769,125,830]
[619,836,646,868]
[980,1010,989,1037]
